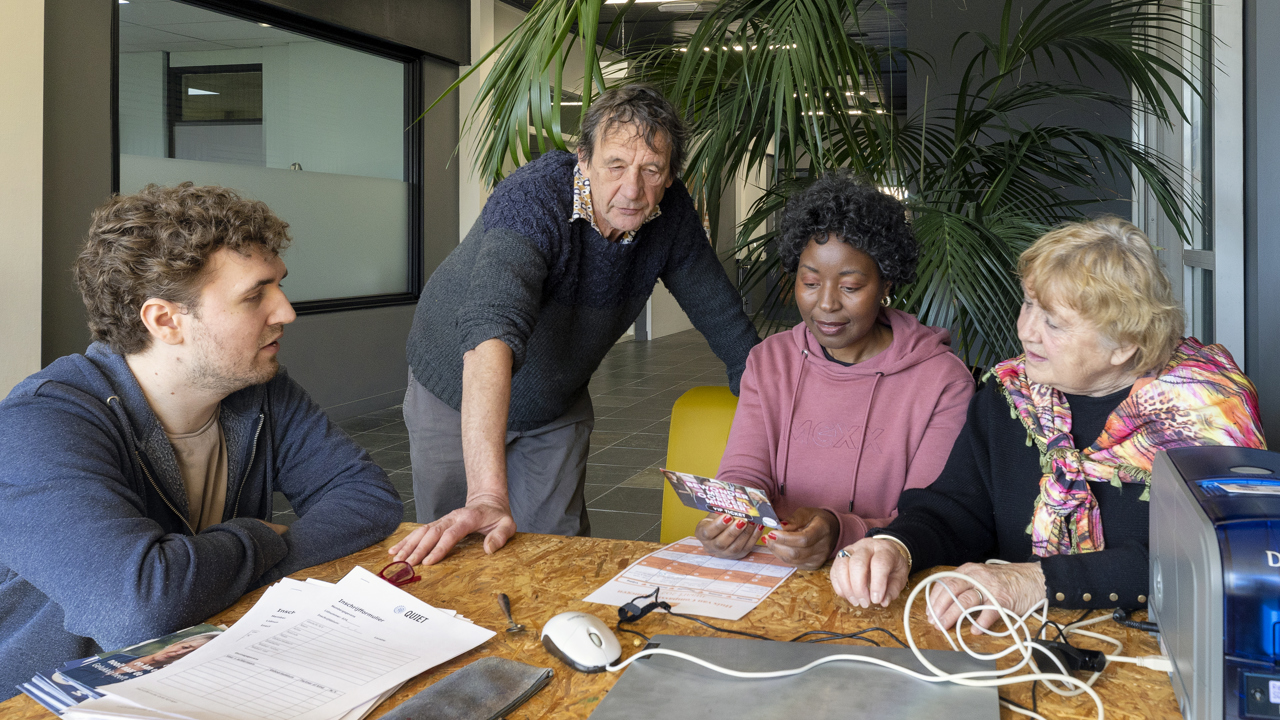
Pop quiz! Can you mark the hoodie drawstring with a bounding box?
[846,372,884,512]
[776,349,811,497]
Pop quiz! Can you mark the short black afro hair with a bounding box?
[778,171,918,290]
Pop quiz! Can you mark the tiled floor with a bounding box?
[272,328,729,543]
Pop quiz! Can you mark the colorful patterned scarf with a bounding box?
[989,337,1266,557]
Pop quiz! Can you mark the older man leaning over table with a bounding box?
[394,84,759,566]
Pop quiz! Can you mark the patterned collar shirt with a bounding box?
[570,164,662,245]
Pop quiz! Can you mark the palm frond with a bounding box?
[425,0,1202,369]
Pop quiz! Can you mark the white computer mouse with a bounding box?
[540,611,622,673]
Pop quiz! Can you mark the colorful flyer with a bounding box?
[661,469,783,529]
[583,537,796,621]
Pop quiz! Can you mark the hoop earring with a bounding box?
[880,295,891,307]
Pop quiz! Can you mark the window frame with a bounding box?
[166,63,264,161]
[112,0,427,315]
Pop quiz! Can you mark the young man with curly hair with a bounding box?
[0,183,403,700]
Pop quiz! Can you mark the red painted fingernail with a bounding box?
[722,515,733,525]
[768,533,777,540]
[781,521,789,527]
[736,520,747,529]
[760,536,768,544]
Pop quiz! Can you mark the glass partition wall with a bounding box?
[117,0,422,309]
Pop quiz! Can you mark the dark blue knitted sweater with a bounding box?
[407,151,759,431]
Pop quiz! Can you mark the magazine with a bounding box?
[18,623,223,715]
[59,623,223,692]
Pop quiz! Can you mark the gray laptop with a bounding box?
[589,634,999,720]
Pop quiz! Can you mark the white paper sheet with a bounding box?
[71,568,493,720]
[583,536,796,621]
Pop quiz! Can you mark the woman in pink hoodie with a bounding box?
[696,173,975,568]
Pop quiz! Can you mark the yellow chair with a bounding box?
[660,386,739,543]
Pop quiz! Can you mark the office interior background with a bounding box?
[2,0,1277,449]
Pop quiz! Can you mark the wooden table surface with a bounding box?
[1,523,1180,720]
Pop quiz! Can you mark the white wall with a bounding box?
[457,0,498,241]
[0,1,44,395]
[119,51,165,157]
[116,40,408,302]
[458,0,613,241]
[649,282,695,338]
[121,42,403,181]
[120,155,408,302]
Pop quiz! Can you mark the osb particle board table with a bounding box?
[0,523,1180,719]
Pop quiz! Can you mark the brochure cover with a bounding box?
[59,623,223,692]
[661,469,783,528]
[16,655,102,715]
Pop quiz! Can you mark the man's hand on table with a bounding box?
[389,494,516,566]
[924,561,1046,634]
[762,507,839,570]
[830,537,911,609]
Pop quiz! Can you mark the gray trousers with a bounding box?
[403,371,593,536]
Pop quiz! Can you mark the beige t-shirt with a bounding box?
[165,405,229,532]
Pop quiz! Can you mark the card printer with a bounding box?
[1151,446,1280,720]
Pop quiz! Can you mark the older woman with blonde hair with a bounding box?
[831,217,1266,630]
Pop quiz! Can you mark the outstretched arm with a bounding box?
[391,339,517,565]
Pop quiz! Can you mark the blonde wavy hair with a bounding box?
[1019,217,1184,375]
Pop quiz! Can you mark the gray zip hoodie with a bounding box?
[0,343,401,700]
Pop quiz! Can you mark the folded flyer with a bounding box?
[661,469,783,528]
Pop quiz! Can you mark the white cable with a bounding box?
[606,570,1105,720]
[1104,654,1173,673]
[1002,699,1050,720]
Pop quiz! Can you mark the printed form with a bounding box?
[68,568,492,720]
[584,537,796,620]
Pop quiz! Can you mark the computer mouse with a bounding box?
[540,611,622,673]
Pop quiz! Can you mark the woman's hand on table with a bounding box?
[830,537,911,608]
[389,495,516,566]
[925,561,1046,634]
[762,507,839,570]
[695,512,763,559]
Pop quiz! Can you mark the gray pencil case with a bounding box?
[379,657,553,720]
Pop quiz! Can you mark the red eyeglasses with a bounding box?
[377,561,421,587]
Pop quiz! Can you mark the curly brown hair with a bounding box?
[74,183,292,355]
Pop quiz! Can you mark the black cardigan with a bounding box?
[877,380,1149,609]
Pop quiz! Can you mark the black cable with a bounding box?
[1000,695,1034,714]
[1112,608,1159,633]
[1035,609,1094,648]
[616,589,909,648]
[664,609,776,642]
[791,627,909,648]
[789,629,879,646]
[1027,608,1100,717]
[616,624,650,644]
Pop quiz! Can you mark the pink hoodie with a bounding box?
[717,309,975,553]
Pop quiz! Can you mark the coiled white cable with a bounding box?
[606,571,1107,720]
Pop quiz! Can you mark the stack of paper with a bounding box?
[61,567,494,720]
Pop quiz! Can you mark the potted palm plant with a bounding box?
[428,0,1197,367]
